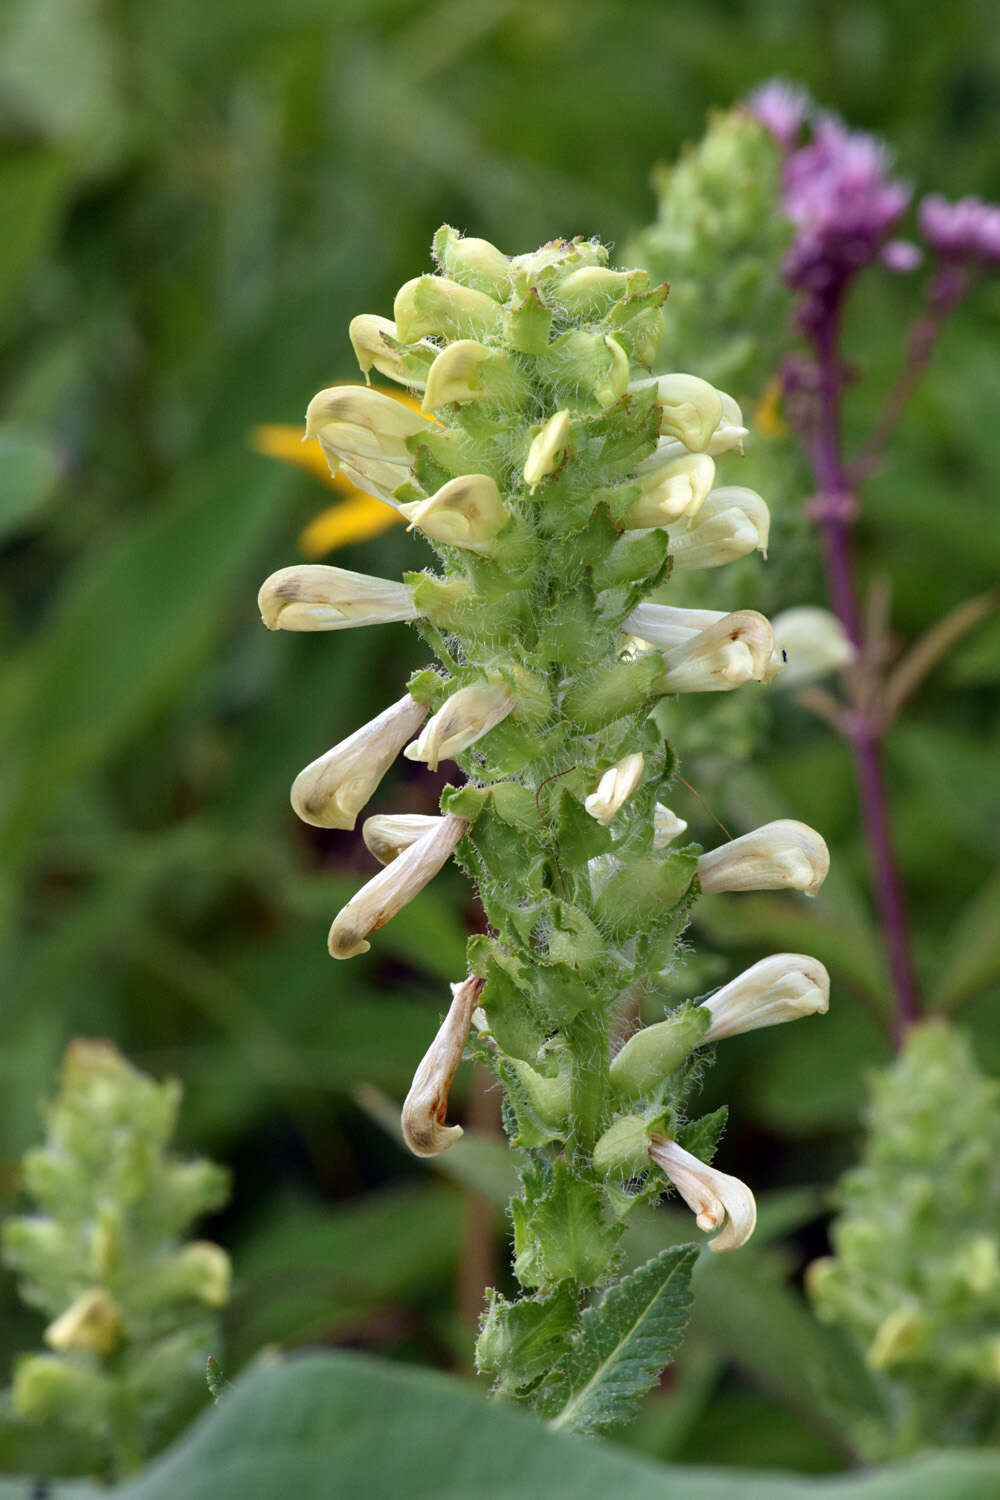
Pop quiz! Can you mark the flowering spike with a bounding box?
[648,1135,757,1252]
[258,565,420,632]
[290,695,428,831]
[699,953,830,1042]
[328,813,468,959]
[698,819,830,897]
[402,975,483,1157]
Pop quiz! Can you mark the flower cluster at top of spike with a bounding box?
[747,80,1000,331]
[257,226,833,1265]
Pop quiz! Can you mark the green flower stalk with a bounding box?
[259,227,831,1431]
[808,1021,1000,1457]
[2,1041,230,1477]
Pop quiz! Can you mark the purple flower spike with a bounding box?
[779,117,911,331]
[747,79,811,152]
[919,193,1000,266]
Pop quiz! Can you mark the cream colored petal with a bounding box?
[402,975,484,1157]
[291,695,428,831]
[328,813,468,959]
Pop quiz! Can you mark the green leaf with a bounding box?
[0,148,73,327]
[676,1106,728,1164]
[107,1350,1000,1500]
[528,1158,622,1285]
[931,864,1000,1011]
[476,1284,579,1390]
[543,1245,696,1435]
[556,788,613,868]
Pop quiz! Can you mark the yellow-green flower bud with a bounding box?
[609,1007,711,1099]
[348,314,435,388]
[45,1289,123,1357]
[867,1307,926,1370]
[433,225,512,298]
[394,275,504,343]
[584,753,645,824]
[404,680,514,771]
[593,1114,656,1178]
[421,340,528,412]
[523,409,571,488]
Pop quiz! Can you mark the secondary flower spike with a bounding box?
[328,813,468,959]
[648,1135,757,1252]
[258,565,421,631]
[402,975,484,1157]
[698,819,830,896]
[290,694,428,830]
[699,953,830,1041]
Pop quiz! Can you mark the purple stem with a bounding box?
[808,302,921,1047]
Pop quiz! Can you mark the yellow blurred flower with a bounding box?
[250,385,423,558]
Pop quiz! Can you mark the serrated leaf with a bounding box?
[529,1158,622,1284]
[543,1244,697,1434]
[480,953,549,1062]
[477,1284,580,1390]
[677,1106,728,1164]
[556,788,612,868]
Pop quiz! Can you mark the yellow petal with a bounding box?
[753,375,787,439]
[251,426,340,487]
[299,493,403,557]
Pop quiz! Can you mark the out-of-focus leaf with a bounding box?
[229,1186,466,1357]
[115,1351,1000,1500]
[0,426,62,539]
[0,148,73,326]
[353,1085,519,1206]
[741,998,892,1134]
[0,453,293,861]
[931,864,1000,1011]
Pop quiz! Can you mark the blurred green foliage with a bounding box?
[1,0,999,1482]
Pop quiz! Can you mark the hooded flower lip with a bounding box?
[654,610,775,694]
[305,385,433,507]
[258,565,421,632]
[699,953,830,1042]
[666,487,770,571]
[628,451,717,527]
[398,473,509,552]
[648,1135,757,1252]
[328,812,468,959]
[404,681,515,771]
[585,753,645,825]
[402,975,485,1157]
[653,803,687,848]
[362,813,443,865]
[630,373,724,451]
[348,314,436,388]
[697,818,830,897]
[290,694,429,831]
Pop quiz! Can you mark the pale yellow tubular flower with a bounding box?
[305,385,433,506]
[363,813,444,865]
[403,681,515,771]
[629,450,716,527]
[666,486,771,571]
[653,804,688,849]
[328,813,468,959]
[771,607,855,687]
[45,1290,123,1356]
[584,753,645,825]
[625,602,727,650]
[290,694,429,831]
[348,314,436,388]
[698,954,830,1042]
[697,819,830,897]
[654,611,775,694]
[648,1135,757,1252]
[639,373,724,451]
[402,975,484,1157]
[523,409,571,488]
[398,474,509,553]
[258,564,420,632]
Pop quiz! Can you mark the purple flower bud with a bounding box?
[919,193,1000,266]
[880,239,921,273]
[746,79,811,152]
